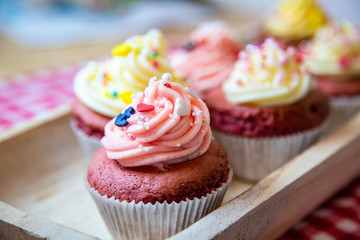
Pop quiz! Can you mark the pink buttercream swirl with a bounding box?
[101,74,212,167]
[169,21,241,98]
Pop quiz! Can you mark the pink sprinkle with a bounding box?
[278,43,287,51]
[339,56,352,69]
[238,60,250,71]
[274,72,284,85]
[137,103,155,112]
[295,54,303,63]
[287,47,296,55]
[299,41,310,54]
[238,51,247,59]
[152,61,159,68]
[279,55,288,64]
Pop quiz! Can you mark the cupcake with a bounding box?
[206,38,329,181]
[261,0,328,46]
[86,73,232,240]
[304,21,360,134]
[169,21,242,100]
[71,29,185,160]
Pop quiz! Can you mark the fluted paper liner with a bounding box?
[213,120,327,182]
[70,119,102,161]
[323,95,360,136]
[86,168,232,240]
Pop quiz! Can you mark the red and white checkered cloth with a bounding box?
[0,63,83,131]
[0,64,360,239]
[280,178,360,239]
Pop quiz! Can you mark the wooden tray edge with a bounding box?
[170,113,360,239]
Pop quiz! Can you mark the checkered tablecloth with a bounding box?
[0,65,359,239]
[0,63,82,131]
[280,177,360,240]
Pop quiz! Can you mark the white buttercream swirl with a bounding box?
[223,38,312,106]
[73,29,185,117]
[304,21,360,76]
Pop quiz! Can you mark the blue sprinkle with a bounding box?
[114,107,135,127]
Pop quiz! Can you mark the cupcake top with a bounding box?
[223,38,312,106]
[169,21,241,97]
[304,21,360,76]
[74,29,185,117]
[101,73,211,167]
[264,0,327,40]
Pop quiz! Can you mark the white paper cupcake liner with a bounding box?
[323,95,360,136]
[70,119,103,161]
[212,121,327,182]
[86,168,233,240]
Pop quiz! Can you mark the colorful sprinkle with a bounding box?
[134,47,141,55]
[114,107,135,127]
[103,91,111,98]
[111,91,118,97]
[137,103,155,112]
[120,91,133,104]
[112,44,132,56]
[295,54,303,63]
[339,56,352,69]
[101,78,108,86]
[174,98,190,116]
[162,73,173,82]
[152,61,159,68]
[183,41,196,51]
[164,82,172,88]
[176,143,181,147]
[278,43,287,51]
[151,51,158,58]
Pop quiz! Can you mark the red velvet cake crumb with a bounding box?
[207,90,329,137]
[87,141,229,204]
[71,99,112,138]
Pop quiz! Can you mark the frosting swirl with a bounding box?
[101,73,211,167]
[304,21,360,76]
[264,0,327,40]
[169,21,241,97]
[74,29,185,117]
[223,38,312,106]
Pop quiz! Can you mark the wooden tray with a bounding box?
[1,104,360,240]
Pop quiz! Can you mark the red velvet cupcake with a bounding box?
[86,74,232,240]
[71,29,185,160]
[304,21,360,134]
[168,21,242,100]
[208,38,329,181]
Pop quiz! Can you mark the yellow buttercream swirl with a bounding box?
[74,29,185,117]
[305,21,360,76]
[264,0,327,39]
[223,38,312,106]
